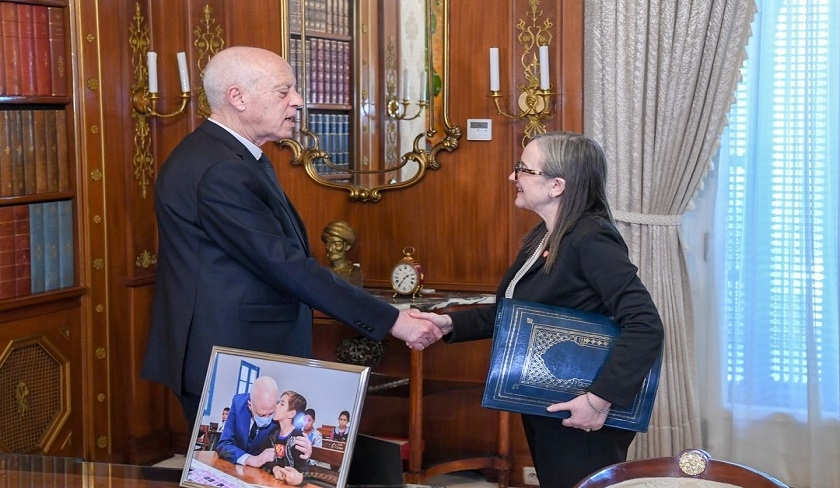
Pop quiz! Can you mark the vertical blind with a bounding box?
[716,0,838,417]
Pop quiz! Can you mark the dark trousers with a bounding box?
[179,389,202,433]
[522,413,636,488]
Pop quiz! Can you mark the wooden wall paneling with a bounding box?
[0,299,83,458]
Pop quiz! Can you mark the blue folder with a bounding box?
[482,298,662,432]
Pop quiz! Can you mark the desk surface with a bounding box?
[0,453,442,487]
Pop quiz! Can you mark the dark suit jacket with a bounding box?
[448,214,664,408]
[141,121,398,396]
[215,393,274,463]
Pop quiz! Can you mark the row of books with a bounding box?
[0,108,70,197]
[0,200,75,300]
[0,2,66,97]
[289,0,352,37]
[289,37,351,106]
[291,112,351,175]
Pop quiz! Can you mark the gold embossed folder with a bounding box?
[482,298,661,432]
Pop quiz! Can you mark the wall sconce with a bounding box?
[488,0,554,146]
[131,51,192,118]
[386,69,428,120]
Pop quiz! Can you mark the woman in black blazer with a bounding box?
[413,132,664,488]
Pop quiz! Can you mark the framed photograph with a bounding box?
[180,346,370,488]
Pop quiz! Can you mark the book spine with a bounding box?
[57,199,73,288]
[28,202,45,293]
[13,203,31,296]
[0,3,5,94]
[42,200,59,291]
[46,6,66,96]
[33,109,47,193]
[56,109,69,191]
[0,206,15,299]
[8,110,25,196]
[32,5,50,96]
[0,109,13,196]
[16,3,36,96]
[21,109,37,195]
[1,2,21,95]
[44,108,58,192]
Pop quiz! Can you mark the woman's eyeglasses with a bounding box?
[514,161,546,180]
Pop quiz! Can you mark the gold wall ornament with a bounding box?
[490,0,555,146]
[129,3,154,198]
[16,381,29,416]
[135,250,157,268]
[193,4,225,118]
[93,258,104,271]
[90,169,103,181]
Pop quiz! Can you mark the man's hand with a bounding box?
[244,447,276,467]
[272,466,304,486]
[408,310,453,335]
[389,308,444,350]
[293,434,312,460]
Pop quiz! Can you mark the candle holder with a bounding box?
[489,0,554,146]
[131,90,192,118]
[386,97,428,121]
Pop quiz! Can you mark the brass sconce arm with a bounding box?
[132,90,192,118]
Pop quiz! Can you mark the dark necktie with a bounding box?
[257,155,288,204]
[249,422,258,442]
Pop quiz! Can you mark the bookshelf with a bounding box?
[285,0,353,180]
[1,0,75,302]
[0,0,81,458]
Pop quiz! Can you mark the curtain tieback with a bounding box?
[613,209,681,226]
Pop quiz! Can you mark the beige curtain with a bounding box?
[583,0,756,458]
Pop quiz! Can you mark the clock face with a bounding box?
[391,263,421,294]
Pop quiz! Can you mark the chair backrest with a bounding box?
[573,449,789,488]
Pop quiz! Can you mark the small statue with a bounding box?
[321,220,364,287]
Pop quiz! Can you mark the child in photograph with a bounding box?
[329,411,351,442]
[262,390,312,485]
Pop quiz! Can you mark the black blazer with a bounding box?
[142,121,398,395]
[448,214,664,408]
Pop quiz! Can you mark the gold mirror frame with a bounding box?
[277,0,460,203]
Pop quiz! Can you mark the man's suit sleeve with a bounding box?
[196,159,398,340]
[214,397,249,463]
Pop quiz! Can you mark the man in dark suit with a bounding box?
[140,46,443,429]
[215,376,308,467]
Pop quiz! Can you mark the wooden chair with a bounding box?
[573,449,788,487]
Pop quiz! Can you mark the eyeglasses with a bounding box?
[514,161,546,181]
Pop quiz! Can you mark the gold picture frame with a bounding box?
[180,346,370,488]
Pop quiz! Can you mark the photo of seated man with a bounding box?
[214,376,281,467]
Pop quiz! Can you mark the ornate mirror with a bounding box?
[278,0,460,202]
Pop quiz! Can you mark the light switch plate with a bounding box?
[466,118,492,141]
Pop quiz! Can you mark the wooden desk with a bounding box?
[190,450,318,487]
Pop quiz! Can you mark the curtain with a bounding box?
[584,0,756,459]
[696,1,840,486]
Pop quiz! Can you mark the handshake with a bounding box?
[389,309,454,350]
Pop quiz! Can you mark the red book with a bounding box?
[31,5,50,96]
[0,206,15,299]
[1,2,21,95]
[47,7,66,96]
[8,110,25,196]
[13,204,31,296]
[16,3,37,96]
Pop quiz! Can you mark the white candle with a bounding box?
[147,51,158,94]
[539,45,550,90]
[489,47,500,91]
[419,70,427,102]
[402,69,410,100]
[176,51,190,92]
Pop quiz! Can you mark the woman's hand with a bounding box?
[547,392,611,432]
